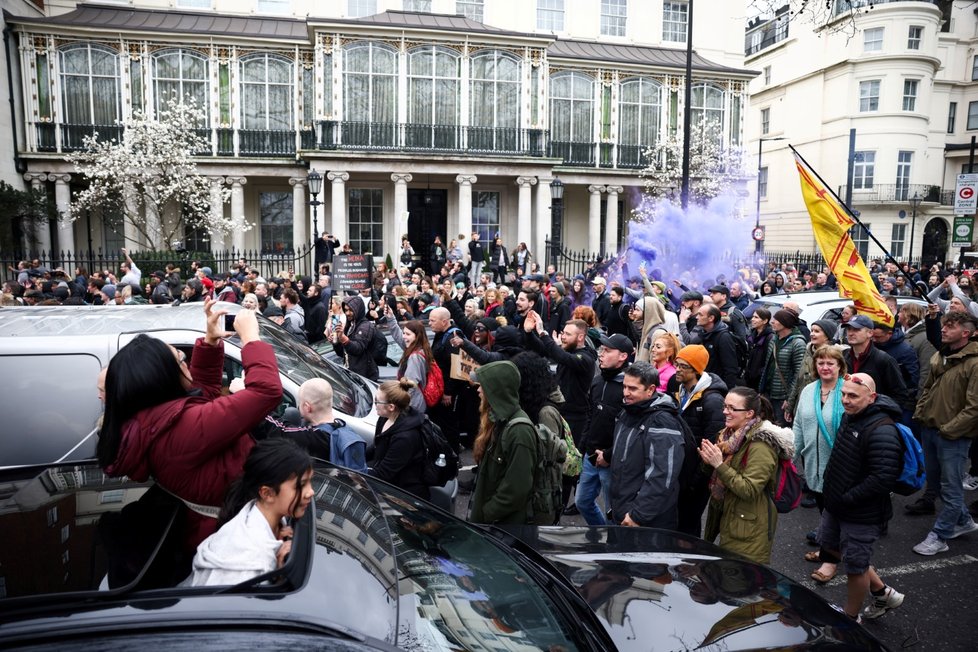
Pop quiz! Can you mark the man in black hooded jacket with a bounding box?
[333,296,379,381]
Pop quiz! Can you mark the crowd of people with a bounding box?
[7,234,978,625]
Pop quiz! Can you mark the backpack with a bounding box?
[506,416,566,524]
[540,405,582,477]
[742,443,804,513]
[871,417,926,496]
[418,416,459,487]
[370,323,388,366]
[649,403,700,489]
[420,356,444,408]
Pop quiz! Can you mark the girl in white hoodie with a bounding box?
[189,439,314,587]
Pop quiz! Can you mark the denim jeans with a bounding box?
[922,427,973,539]
[575,457,611,526]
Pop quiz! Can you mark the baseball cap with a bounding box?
[592,276,607,286]
[599,333,634,354]
[842,314,874,330]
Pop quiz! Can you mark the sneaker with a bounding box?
[913,531,949,556]
[904,498,936,516]
[862,586,904,619]
[964,474,978,491]
[949,519,978,539]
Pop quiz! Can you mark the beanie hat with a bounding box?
[477,317,498,332]
[101,284,117,300]
[552,281,566,296]
[492,326,521,349]
[774,309,800,330]
[676,344,709,375]
[812,319,839,342]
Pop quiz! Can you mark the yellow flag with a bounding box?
[793,152,894,327]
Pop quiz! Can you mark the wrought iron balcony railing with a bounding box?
[840,183,941,204]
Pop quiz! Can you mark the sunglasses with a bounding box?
[843,374,868,387]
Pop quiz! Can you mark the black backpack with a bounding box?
[651,402,701,489]
[419,416,459,487]
[370,323,388,366]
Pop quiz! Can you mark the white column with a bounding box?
[228,176,247,253]
[391,173,412,239]
[515,176,536,248]
[24,173,51,253]
[327,171,349,246]
[289,177,308,251]
[209,177,226,253]
[588,185,606,253]
[535,176,552,265]
[605,185,623,255]
[51,174,75,254]
[456,174,477,239]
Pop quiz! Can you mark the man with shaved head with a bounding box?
[429,306,462,450]
[818,372,905,622]
[299,378,366,472]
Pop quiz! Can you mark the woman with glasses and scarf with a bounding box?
[698,387,795,564]
[369,378,428,501]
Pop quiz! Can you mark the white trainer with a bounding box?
[912,531,949,555]
[862,586,905,619]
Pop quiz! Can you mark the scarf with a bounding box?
[814,377,843,449]
[709,417,759,503]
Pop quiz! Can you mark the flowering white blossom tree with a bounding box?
[68,96,246,251]
[636,123,749,220]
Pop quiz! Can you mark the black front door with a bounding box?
[921,218,949,268]
[407,189,448,274]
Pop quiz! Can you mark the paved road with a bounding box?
[453,451,978,650]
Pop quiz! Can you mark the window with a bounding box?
[472,191,500,244]
[537,0,564,30]
[864,27,883,52]
[663,1,688,43]
[690,83,726,143]
[549,72,595,160]
[407,46,460,147]
[457,0,484,22]
[259,191,294,254]
[348,188,383,255]
[404,0,431,10]
[972,56,978,81]
[758,166,769,199]
[859,80,880,112]
[853,151,875,189]
[760,107,770,135]
[902,79,918,111]
[60,525,70,543]
[968,101,978,130]
[949,102,957,133]
[908,25,922,49]
[62,550,70,565]
[344,42,397,145]
[99,489,125,504]
[851,223,871,260]
[59,44,121,129]
[257,0,290,12]
[896,151,913,200]
[47,506,58,526]
[618,77,662,167]
[240,54,294,131]
[102,207,125,253]
[891,223,907,258]
[601,0,627,37]
[469,50,521,150]
[763,65,771,85]
[152,49,209,122]
[348,0,376,16]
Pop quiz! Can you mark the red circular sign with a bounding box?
[960,187,974,199]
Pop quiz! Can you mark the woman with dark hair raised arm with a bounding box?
[697,386,795,565]
[382,305,435,414]
[99,299,282,551]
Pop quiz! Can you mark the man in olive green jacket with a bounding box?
[469,361,541,525]
[912,312,978,556]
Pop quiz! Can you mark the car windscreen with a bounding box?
[311,468,581,651]
[257,320,372,418]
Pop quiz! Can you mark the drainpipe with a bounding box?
[4,25,28,175]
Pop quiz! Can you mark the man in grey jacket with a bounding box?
[609,361,686,529]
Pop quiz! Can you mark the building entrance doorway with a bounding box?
[921,218,948,268]
[407,189,447,274]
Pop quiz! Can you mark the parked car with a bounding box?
[751,290,926,326]
[0,461,885,651]
[0,303,456,510]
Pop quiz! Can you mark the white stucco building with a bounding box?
[1,0,753,270]
[747,0,976,267]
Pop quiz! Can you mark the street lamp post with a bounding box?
[307,169,323,241]
[909,191,922,266]
[550,178,564,270]
[755,136,785,254]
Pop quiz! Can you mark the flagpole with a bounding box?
[789,145,932,302]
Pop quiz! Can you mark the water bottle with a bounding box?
[435,453,447,468]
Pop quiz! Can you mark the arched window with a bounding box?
[240,53,294,154]
[152,49,209,122]
[406,46,460,148]
[618,77,661,167]
[549,72,595,165]
[469,50,521,151]
[690,82,725,142]
[58,44,122,148]
[343,42,397,146]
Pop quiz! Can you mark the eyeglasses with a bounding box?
[674,361,694,371]
[373,400,390,405]
[473,326,488,332]
[722,404,751,412]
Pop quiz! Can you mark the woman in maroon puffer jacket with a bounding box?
[99,300,282,551]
